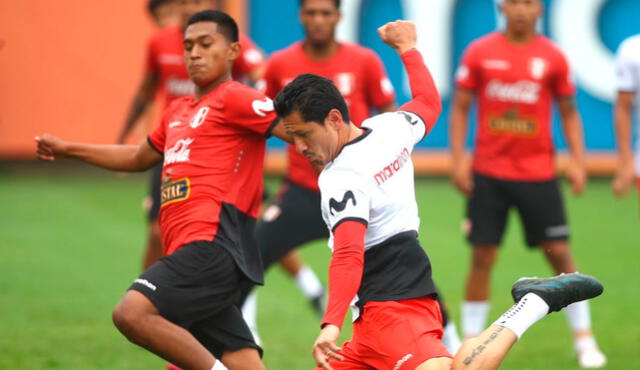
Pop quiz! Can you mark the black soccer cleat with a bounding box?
[511,272,604,313]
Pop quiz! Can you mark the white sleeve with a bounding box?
[616,41,639,92]
[320,169,370,233]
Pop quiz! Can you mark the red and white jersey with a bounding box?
[262,42,395,191]
[147,81,276,283]
[615,34,640,176]
[455,32,575,181]
[146,26,264,105]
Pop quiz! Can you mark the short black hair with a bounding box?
[274,74,350,124]
[186,10,239,43]
[299,0,341,9]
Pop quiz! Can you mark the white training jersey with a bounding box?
[319,110,438,321]
[319,110,426,249]
[615,34,640,175]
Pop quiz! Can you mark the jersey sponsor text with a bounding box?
[374,147,410,185]
[160,177,190,207]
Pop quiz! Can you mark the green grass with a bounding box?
[0,162,638,369]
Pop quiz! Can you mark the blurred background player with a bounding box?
[449,0,605,367]
[238,0,394,337]
[148,0,181,29]
[117,0,266,270]
[612,33,640,206]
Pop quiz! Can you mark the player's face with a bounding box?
[502,0,542,33]
[300,0,340,46]
[184,22,238,87]
[180,0,215,25]
[282,110,343,166]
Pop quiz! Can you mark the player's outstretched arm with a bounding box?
[377,21,442,131]
[35,134,162,172]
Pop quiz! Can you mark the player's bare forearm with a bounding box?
[614,91,635,162]
[35,134,161,172]
[450,89,473,164]
[558,97,586,164]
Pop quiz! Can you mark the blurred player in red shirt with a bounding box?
[449,0,605,367]
[36,10,291,369]
[148,0,181,29]
[238,0,395,330]
[275,20,603,370]
[118,0,266,271]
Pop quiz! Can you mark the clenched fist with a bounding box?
[35,134,68,161]
[377,20,417,54]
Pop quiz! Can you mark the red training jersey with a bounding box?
[455,32,575,181]
[146,26,264,105]
[147,81,277,284]
[262,42,395,191]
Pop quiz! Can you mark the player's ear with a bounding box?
[325,109,344,129]
[227,41,241,62]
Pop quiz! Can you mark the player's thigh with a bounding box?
[511,178,569,247]
[256,182,328,268]
[192,304,262,363]
[315,340,374,370]
[466,173,511,246]
[128,242,240,326]
[358,298,452,369]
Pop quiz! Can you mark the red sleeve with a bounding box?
[552,51,576,97]
[321,220,367,329]
[234,34,265,75]
[455,44,480,91]
[398,49,442,134]
[145,36,158,74]
[224,84,278,135]
[363,50,395,108]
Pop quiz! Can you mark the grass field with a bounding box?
[1,162,638,369]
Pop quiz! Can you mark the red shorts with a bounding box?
[317,297,452,370]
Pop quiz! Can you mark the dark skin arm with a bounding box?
[557,96,587,195]
[35,134,162,172]
[449,87,475,196]
[117,71,160,144]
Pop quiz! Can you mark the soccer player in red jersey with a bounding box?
[118,0,266,271]
[148,0,181,29]
[36,11,290,369]
[239,0,396,329]
[449,0,605,367]
[274,20,603,370]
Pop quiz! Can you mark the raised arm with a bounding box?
[35,134,162,172]
[377,20,442,130]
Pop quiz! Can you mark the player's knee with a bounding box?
[112,294,148,338]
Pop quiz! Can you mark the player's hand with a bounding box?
[612,160,635,197]
[312,324,343,370]
[377,20,417,54]
[565,157,587,195]
[452,159,473,197]
[34,134,68,161]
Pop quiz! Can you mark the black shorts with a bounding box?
[255,180,329,269]
[129,241,261,358]
[148,163,162,221]
[466,173,569,248]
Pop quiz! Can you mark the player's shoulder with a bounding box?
[269,42,303,62]
[220,80,266,101]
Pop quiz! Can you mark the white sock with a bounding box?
[564,300,592,332]
[461,301,490,337]
[574,335,599,353]
[493,293,549,339]
[211,360,228,370]
[442,321,462,354]
[295,265,324,298]
[241,291,261,345]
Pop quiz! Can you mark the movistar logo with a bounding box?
[329,190,356,216]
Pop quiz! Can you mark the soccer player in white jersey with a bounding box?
[613,33,640,205]
[273,20,604,370]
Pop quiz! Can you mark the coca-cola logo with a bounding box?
[165,138,194,165]
[485,79,541,104]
